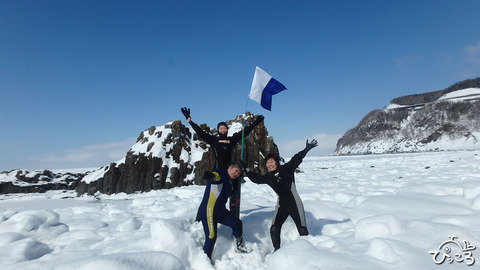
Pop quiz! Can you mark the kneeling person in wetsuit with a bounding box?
[200,163,249,259]
[245,139,318,251]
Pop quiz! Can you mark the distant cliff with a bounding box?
[335,78,480,155]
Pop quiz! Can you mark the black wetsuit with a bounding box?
[188,120,257,171]
[246,147,311,250]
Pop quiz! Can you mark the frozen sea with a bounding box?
[1,150,480,269]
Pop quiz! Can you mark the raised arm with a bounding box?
[286,139,318,171]
[230,115,265,143]
[181,107,215,144]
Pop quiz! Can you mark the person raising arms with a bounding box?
[181,107,263,171]
[245,139,318,251]
[181,107,264,218]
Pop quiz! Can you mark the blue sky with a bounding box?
[1,0,480,170]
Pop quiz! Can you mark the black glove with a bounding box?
[253,115,264,125]
[203,171,214,181]
[181,107,191,120]
[305,139,318,151]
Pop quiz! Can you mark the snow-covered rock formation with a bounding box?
[75,113,275,195]
[1,113,277,195]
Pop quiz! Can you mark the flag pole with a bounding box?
[240,97,250,162]
[235,97,250,219]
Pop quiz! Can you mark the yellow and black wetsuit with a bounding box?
[199,168,242,258]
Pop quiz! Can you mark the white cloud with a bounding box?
[457,40,480,78]
[464,40,480,61]
[28,137,136,170]
[277,133,342,158]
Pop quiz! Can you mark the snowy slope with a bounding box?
[437,88,480,102]
[1,150,480,269]
[386,87,480,109]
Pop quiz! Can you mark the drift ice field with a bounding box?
[1,150,480,269]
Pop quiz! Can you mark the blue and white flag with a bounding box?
[249,66,287,111]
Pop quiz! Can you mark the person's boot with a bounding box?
[234,236,251,253]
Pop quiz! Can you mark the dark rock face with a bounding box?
[76,113,278,196]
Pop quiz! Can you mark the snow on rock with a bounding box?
[0,169,86,192]
[385,103,405,110]
[130,124,175,160]
[81,166,109,184]
[81,120,213,187]
[128,122,207,165]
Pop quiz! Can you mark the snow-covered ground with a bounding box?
[1,150,480,269]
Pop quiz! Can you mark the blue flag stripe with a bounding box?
[260,78,287,111]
